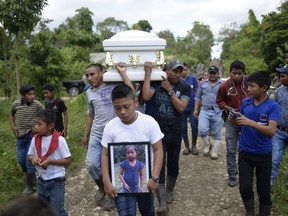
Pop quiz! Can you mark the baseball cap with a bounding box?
[166,59,184,70]
[276,65,288,73]
[208,66,219,73]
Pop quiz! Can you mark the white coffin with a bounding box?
[103,30,167,82]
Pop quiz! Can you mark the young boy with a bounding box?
[28,110,71,216]
[101,84,164,216]
[271,65,288,187]
[229,71,280,216]
[42,83,68,137]
[9,83,44,194]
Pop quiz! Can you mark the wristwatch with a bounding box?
[151,176,160,183]
[167,88,174,96]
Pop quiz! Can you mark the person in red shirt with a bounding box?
[216,60,248,187]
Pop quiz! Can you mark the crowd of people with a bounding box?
[2,59,288,216]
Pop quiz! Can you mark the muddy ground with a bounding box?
[64,127,247,216]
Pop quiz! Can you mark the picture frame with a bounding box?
[108,142,151,195]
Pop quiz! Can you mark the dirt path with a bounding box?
[64,127,245,216]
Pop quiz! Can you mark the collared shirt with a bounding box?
[275,85,288,128]
[216,77,248,111]
[195,79,222,113]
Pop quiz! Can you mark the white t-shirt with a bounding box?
[102,111,164,147]
[28,135,71,180]
[101,111,164,167]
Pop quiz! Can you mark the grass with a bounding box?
[0,94,87,209]
[1,94,288,215]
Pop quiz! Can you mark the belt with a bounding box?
[277,126,288,132]
[38,177,66,183]
[202,106,214,110]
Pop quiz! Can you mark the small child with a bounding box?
[9,83,44,194]
[119,145,145,193]
[28,110,71,216]
[42,83,68,137]
[101,84,164,216]
[229,71,280,216]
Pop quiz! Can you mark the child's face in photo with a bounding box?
[247,82,266,98]
[126,147,137,161]
[34,117,53,136]
[113,97,138,124]
[43,90,54,100]
[279,73,288,86]
[22,90,35,104]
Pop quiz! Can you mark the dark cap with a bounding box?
[208,65,219,73]
[166,59,184,70]
[276,65,288,73]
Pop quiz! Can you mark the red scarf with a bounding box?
[35,130,61,162]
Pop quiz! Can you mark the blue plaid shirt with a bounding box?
[275,85,288,128]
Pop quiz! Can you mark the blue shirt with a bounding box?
[180,75,198,111]
[274,85,288,128]
[239,97,280,154]
[195,79,222,113]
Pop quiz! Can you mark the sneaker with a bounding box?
[103,197,116,211]
[228,177,237,187]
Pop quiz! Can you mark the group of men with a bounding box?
[9,58,288,216]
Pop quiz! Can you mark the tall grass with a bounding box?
[0,95,87,209]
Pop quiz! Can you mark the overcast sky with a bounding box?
[42,0,282,58]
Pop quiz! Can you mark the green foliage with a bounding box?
[132,20,152,32]
[260,2,288,71]
[0,96,86,209]
[96,17,130,40]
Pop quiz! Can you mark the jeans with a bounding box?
[16,133,35,174]
[239,150,272,206]
[159,127,182,184]
[225,120,241,178]
[182,109,198,138]
[198,109,222,140]
[37,178,67,216]
[116,194,155,216]
[85,135,102,180]
[271,130,288,183]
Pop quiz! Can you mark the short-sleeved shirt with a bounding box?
[195,79,222,113]
[150,81,191,132]
[28,135,71,180]
[274,85,288,128]
[180,75,198,111]
[239,97,280,154]
[11,99,44,136]
[85,83,118,137]
[45,98,67,132]
[120,159,144,192]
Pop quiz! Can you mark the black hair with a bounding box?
[42,83,55,92]
[0,197,57,216]
[86,63,103,71]
[247,71,271,91]
[36,110,56,126]
[230,60,245,72]
[183,63,189,67]
[19,84,35,96]
[111,84,135,101]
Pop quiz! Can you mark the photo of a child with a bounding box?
[119,145,145,193]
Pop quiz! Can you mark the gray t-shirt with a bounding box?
[85,83,118,137]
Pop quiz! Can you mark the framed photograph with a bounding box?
[108,142,151,195]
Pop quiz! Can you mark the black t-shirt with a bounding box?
[150,81,191,132]
[45,98,67,132]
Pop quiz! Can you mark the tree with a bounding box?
[96,17,129,40]
[260,1,288,71]
[0,0,48,94]
[132,20,152,32]
[75,7,94,33]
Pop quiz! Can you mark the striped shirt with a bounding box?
[11,99,44,136]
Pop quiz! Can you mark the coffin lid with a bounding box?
[103,30,166,49]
